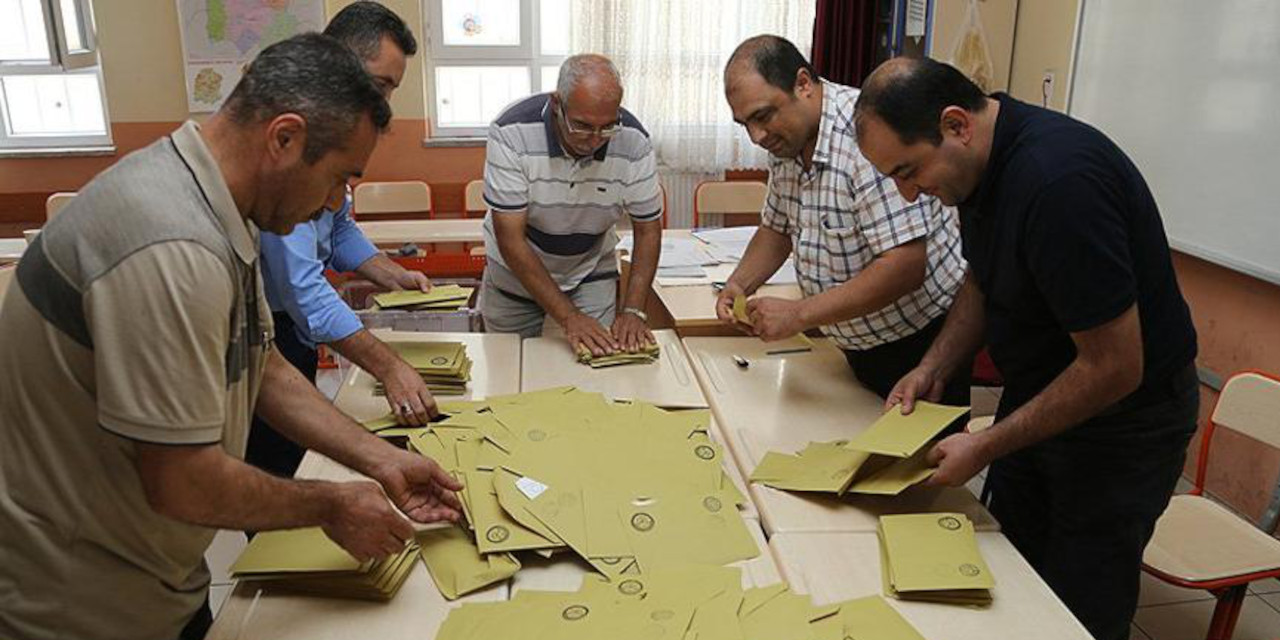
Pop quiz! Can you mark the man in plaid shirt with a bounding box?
[716,35,969,404]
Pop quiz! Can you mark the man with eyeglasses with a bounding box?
[480,54,662,356]
[717,35,969,404]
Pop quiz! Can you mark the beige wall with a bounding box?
[930,0,1019,93]
[92,0,428,124]
[1007,0,1080,111]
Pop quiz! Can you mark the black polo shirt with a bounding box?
[959,94,1197,414]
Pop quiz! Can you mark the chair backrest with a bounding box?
[353,181,432,218]
[693,181,767,227]
[464,180,485,216]
[46,192,77,221]
[1197,371,1280,530]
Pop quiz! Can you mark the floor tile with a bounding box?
[1262,591,1280,613]
[205,529,247,586]
[209,584,232,617]
[1138,570,1214,607]
[1251,577,1280,595]
[1134,594,1280,640]
[1130,623,1152,640]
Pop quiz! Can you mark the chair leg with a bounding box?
[1205,584,1248,640]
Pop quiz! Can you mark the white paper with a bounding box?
[516,476,549,500]
[765,260,799,285]
[656,265,707,278]
[618,236,718,268]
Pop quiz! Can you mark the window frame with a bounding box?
[424,0,567,139]
[0,0,111,150]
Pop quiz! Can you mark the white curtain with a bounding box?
[569,0,816,174]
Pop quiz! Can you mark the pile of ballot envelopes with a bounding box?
[409,387,758,599]
[437,565,927,640]
[229,526,420,600]
[575,342,661,368]
[373,340,473,396]
[749,402,970,496]
[879,513,994,606]
[372,284,474,311]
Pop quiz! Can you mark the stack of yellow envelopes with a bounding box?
[404,387,757,599]
[229,526,420,601]
[374,341,473,396]
[436,565,925,640]
[750,401,970,496]
[372,284,474,311]
[575,342,661,368]
[878,512,994,606]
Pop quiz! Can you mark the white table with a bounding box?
[770,532,1094,640]
[520,329,706,408]
[683,336,998,534]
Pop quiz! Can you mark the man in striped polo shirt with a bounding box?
[716,36,970,405]
[481,54,663,356]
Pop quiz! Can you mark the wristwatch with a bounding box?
[621,306,649,323]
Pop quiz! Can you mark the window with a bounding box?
[0,0,110,150]
[424,0,569,138]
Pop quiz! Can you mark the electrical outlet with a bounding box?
[1041,70,1057,107]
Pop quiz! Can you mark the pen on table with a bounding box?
[765,346,812,356]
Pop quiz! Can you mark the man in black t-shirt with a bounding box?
[851,57,1199,640]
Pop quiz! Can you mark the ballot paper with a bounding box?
[878,512,994,606]
[403,388,758,599]
[617,236,718,268]
[749,401,970,496]
[372,284,474,310]
[434,565,926,640]
[229,527,419,601]
[575,342,661,368]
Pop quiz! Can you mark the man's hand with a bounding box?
[715,281,752,333]
[923,432,992,488]
[370,448,465,524]
[885,364,948,414]
[746,297,807,341]
[321,481,417,562]
[389,268,432,292]
[379,360,438,426]
[611,312,654,353]
[563,312,619,357]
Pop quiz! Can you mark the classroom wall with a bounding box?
[1006,0,1079,111]
[0,0,484,223]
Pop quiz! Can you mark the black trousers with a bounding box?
[178,599,211,640]
[842,313,972,406]
[245,313,319,479]
[987,364,1199,640]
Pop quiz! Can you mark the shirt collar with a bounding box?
[541,96,610,162]
[961,93,1018,213]
[810,80,838,167]
[170,120,258,264]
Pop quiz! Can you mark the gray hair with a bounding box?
[223,33,391,164]
[556,54,622,104]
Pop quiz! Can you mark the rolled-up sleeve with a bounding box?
[259,222,364,347]
[328,197,379,273]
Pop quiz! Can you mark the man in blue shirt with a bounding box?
[250,3,436,479]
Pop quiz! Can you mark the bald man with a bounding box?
[480,54,662,356]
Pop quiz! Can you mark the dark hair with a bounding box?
[223,33,391,163]
[727,35,819,94]
[854,57,988,145]
[324,1,418,60]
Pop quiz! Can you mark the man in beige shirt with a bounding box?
[0,34,461,640]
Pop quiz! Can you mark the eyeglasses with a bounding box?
[558,104,622,138]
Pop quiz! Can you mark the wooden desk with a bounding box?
[511,516,781,595]
[770,532,1093,640]
[684,336,998,535]
[357,219,485,247]
[520,329,706,408]
[335,331,521,422]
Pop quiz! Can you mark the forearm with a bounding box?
[255,350,391,477]
[498,234,579,322]
[919,270,986,380]
[726,228,792,293]
[354,253,405,290]
[330,328,406,380]
[797,240,925,330]
[974,351,1141,460]
[621,222,661,309]
[137,443,342,531]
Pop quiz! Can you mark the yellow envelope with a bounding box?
[230,527,365,577]
[844,402,970,457]
[418,525,520,600]
[878,512,994,605]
